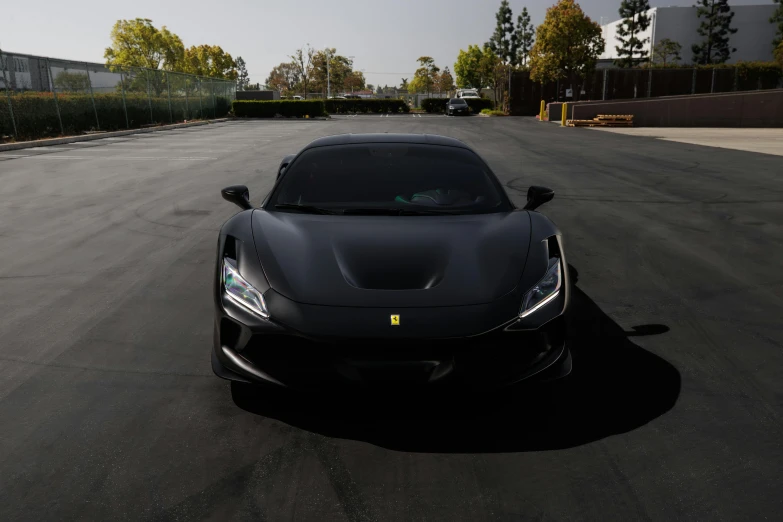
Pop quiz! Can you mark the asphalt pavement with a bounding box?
[1,115,781,521]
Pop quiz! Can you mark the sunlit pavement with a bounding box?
[592,126,783,156]
[1,118,781,521]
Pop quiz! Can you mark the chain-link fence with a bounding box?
[1,52,236,141]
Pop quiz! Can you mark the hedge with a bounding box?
[421,97,494,114]
[324,99,409,114]
[1,92,231,141]
[480,109,507,116]
[465,98,496,112]
[421,98,448,114]
[232,100,326,118]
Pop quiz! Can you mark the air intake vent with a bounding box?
[547,235,561,259]
[223,235,238,261]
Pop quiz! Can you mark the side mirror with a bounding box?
[523,186,555,211]
[277,154,297,180]
[221,185,252,210]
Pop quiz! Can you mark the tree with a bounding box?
[771,0,783,49]
[487,0,518,111]
[436,67,455,93]
[487,0,517,64]
[291,45,314,96]
[454,44,490,90]
[104,18,184,71]
[481,46,506,103]
[266,62,300,95]
[409,56,440,94]
[775,40,783,69]
[181,45,237,79]
[235,56,249,90]
[367,84,375,92]
[53,71,91,92]
[514,7,535,66]
[692,0,737,65]
[311,49,353,95]
[653,38,682,67]
[344,71,366,92]
[400,78,409,90]
[529,0,605,102]
[614,0,651,68]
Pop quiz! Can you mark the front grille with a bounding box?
[237,324,561,390]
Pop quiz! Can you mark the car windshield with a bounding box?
[449,99,466,104]
[269,143,510,215]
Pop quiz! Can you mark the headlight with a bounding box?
[222,257,269,318]
[519,257,562,318]
[449,106,455,109]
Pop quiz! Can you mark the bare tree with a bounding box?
[291,45,314,97]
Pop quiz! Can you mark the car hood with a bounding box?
[251,210,531,308]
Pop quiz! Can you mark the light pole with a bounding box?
[346,56,355,96]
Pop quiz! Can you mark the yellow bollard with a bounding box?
[539,100,546,121]
[561,102,568,127]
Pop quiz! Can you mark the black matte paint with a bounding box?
[213,134,570,389]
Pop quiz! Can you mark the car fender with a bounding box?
[215,210,270,306]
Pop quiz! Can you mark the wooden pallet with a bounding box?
[566,114,634,127]
[595,114,633,121]
[566,120,633,127]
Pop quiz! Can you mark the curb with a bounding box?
[230,117,332,121]
[0,118,230,152]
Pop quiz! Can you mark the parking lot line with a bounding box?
[3,154,217,161]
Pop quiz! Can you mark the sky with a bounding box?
[1,0,775,89]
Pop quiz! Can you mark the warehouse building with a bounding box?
[599,4,779,65]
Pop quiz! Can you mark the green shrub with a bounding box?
[232,100,326,118]
[480,109,506,116]
[323,99,409,114]
[464,98,494,112]
[1,91,231,141]
[421,98,448,113]
[421,97,495,113]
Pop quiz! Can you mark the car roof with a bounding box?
[302,133,471,150]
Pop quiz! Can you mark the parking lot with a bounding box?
[1,116,782,521]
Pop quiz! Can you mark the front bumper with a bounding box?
[212,291,570,391]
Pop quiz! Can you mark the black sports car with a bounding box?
[446,98,469,116]
[212,133,571,391]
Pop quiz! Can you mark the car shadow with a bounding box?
[231,265,681,453]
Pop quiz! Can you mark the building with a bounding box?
[599,4,779,65]
[236,90,280,100]
[350,89,374,99]
[1,54,40,90]
[1,53,152,93]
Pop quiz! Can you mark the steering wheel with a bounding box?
[395,189,478,206]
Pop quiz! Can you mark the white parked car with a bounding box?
[456,89,481,99]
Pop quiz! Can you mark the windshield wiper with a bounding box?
[273,203,338,215]
[342,207,463,216]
